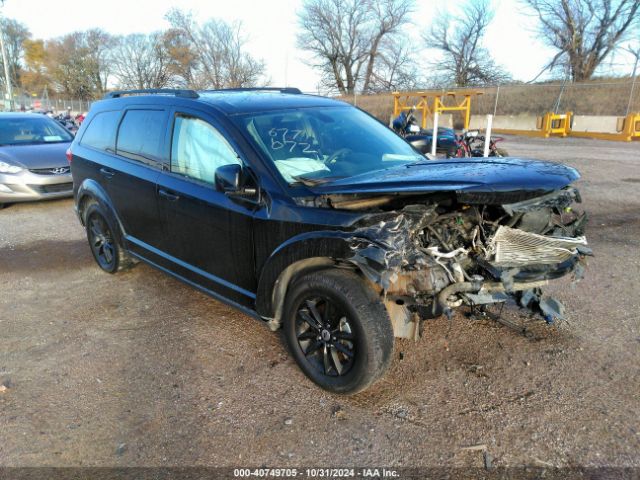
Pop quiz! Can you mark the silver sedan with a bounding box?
[0,113,74,208]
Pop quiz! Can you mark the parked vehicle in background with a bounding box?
[457,129,508,157]
[392,108,508,158]
[392,107,459,156]
[54,113,79,134]
[0,113,74,209]
[71,88,589,394]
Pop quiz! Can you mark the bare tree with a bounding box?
[366,41,421,91]
[45,29,114,99]
[297,0,415,94]
[162,27,199,87]
[84,29,115,93]
[165,9,266,89]
[424,0,510,87]
[112,33,173,89]
[523,0,640,82]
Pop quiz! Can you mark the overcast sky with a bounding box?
[1,0,637,91]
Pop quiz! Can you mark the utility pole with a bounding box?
[626,49,639,116]
[553,69,569,114]
[0,0,13,111]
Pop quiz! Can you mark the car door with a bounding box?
[105,106,168,247]
[155,108,257,309]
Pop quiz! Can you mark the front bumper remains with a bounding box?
[0,169,73,204]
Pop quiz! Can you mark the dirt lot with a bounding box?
[1,136,639,469]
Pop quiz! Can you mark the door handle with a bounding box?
[158,189,180,201]
[99,167,115,179]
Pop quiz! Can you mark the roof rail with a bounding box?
[203,87,302,95]
[103,89,200,99]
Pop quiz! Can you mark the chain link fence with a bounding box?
[3,89,93,113]
[3,80,638,123]
[339,79,640,126]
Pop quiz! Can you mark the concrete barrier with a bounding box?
[572,115,619,133]
[470,113,539,131]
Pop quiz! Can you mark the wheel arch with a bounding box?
[255,231,363,328]
[75,178,125,244]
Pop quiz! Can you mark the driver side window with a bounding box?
[170,114,241,183]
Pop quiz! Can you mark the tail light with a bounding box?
[66,147,72,164]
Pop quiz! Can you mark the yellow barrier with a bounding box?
[391,89,640,142]
[493,111,640,141]
[569,113,640,141]
[547,112,573,137]
[493,112,573,138]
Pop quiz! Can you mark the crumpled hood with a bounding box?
[309,157,580,195]
[0,142,71,169]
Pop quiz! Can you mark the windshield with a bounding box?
[234,106,423,185]
[0,116,74,146]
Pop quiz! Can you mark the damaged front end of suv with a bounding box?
[304,160,590,340]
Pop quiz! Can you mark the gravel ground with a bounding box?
[0,136,639,469]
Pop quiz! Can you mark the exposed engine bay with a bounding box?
[323,187,590,339]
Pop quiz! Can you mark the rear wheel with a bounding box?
[84,202,133,273]
[283,269,393,394]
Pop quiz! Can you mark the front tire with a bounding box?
[283,269,394,394]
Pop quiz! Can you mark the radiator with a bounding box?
[488,226,587,267]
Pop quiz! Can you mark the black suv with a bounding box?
[71,88,589,393]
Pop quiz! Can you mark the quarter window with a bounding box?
[170,115,241,183]
[80,110,121,152]
[116,109,166,166]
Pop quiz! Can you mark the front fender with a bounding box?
[255,231,357,318]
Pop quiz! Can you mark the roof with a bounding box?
[97,89,348,115]
[197,90,345,115]
[0,112,49,119]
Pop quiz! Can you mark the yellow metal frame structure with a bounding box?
[392,90,483,130]
[392,92,432,129]
[433,93,478,130]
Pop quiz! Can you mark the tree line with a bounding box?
[0,0,638,100]
[298,0,640,94]
[0,8,267,100]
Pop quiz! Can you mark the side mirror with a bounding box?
[215,164,259,199]
[215,164,242,193]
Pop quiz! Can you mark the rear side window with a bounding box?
[170,115,241,183]
[80,110,121,152]
[116,109,167,167]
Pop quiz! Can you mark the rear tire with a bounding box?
[283,268,394,394]
[83,202,134,273]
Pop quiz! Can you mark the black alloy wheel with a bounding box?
[87,212,118,272]
[294,295,356,377]
[283,269,394,394]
